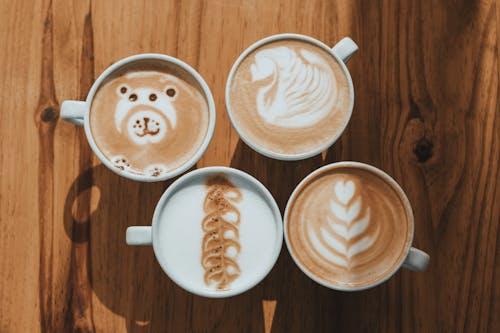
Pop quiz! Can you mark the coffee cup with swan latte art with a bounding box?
[285,162,430,291]
[226,34,358,160]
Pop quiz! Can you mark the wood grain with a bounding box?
[0,0,499,332]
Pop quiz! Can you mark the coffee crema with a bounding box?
[286,165,411,288]
[90,64,209,177]
[228,39,352,157]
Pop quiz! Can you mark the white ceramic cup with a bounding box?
[60,54,216,182]
[126,166,283,298]
[225,33,358,161]
[284,162,430,291]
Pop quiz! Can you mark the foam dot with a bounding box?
[226,246,237,257]
[222,211,237,222]
[166,88,176,97]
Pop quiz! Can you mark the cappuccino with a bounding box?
[155,171,281,294]
[285,163,412,289]
[90,62,210,178]
[227,38,352,158]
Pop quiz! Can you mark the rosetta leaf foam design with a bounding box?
[309,180,379,269]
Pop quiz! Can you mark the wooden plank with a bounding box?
[0,0,498,332]
[1,1,48,332]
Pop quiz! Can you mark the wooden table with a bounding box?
[1,0,499,332]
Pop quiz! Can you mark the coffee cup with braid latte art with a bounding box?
[226,34,358,160]
[126,167,283,298]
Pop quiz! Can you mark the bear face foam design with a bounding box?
[250,46,338,128]
[114,72,178,145]
[307,179,380,269]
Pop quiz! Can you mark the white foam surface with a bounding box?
[155,173,280,295]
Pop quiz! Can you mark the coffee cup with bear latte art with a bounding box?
[226,34,358,160]
[61,54,215,182]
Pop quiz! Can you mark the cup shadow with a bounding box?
[64,164,174,331]
[229,139,335,332]
[229,140,398,332]
[62,140,389,332]
[63,162,277,332]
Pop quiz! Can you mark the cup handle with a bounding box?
[402,247,430,272]
[126,226,153,246]
[60,100,87,126]
[332,37,358,64]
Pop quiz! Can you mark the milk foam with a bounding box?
[90,66,209,178]
[307,180,380,269]
[155,173,279,294]
[286,166,411,288]
[228,39,352,156]
[251,46,337,127]
[201,176,242,289]
[114,73,178,145]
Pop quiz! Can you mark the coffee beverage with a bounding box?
[90,61,210,178]
[285,163,412,289]
[154,170,281,294]
[227,38,352,157]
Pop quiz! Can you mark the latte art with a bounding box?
[154,170,281,295]
[228,38,353,157]
[114,75,179,145]
[251,46,337,127]
[201,176,242,290]
[90,65,209,177]
[286,165,412,288]
[308,180,380,269]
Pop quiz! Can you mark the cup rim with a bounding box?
[82,53,216,182]
[150,166,284,298]
[283,161,415,291]
[224,33,355,161]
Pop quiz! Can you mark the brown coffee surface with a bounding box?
[286,166,411,288]
[228,39,352,156]
[201,175,242,290]
[90,63,209,177]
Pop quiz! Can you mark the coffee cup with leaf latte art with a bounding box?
[226,34,358,160]
[284,162,430,291]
